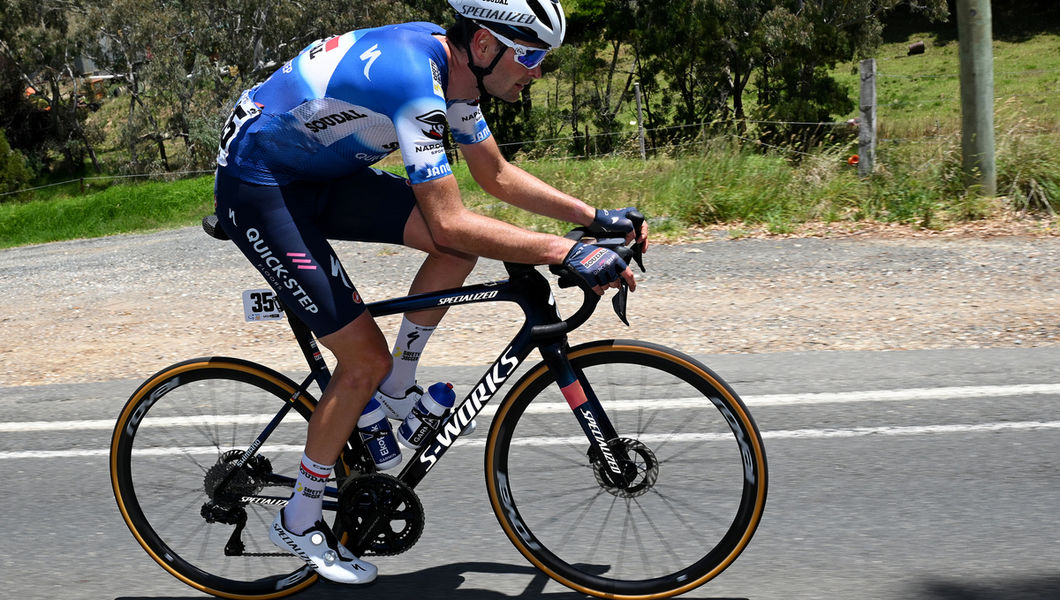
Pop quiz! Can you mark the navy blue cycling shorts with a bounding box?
[214,167,417,337]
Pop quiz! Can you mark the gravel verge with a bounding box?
[1,225,1057,387]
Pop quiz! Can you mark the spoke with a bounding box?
[515,482,606,505]
[630,496,686,573]
[513,441,591,470]
[148,488,208,542]
[649,487,732,526]
[587,492,621,569]
[141,424,214,475]
[557,486,611,554]
[613,494,637,577]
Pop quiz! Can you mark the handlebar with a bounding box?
[537,209,647,334]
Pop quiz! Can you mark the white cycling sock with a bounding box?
[380,317,436,397]
[284,453,332,534]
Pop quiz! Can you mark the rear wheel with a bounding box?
[486,340,767,599]
[111,358,346,599]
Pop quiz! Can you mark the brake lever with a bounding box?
[630,241,645,273]
[611,281,629,326]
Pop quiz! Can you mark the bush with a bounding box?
[0,129,34,200]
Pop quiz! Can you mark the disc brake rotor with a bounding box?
[590,438,659,498]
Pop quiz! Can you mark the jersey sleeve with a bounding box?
[386,53,456,184]
[447,100,492,146]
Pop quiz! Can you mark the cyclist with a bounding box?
[213,0,647,584]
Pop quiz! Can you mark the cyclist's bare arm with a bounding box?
[459,136,594,225]
[412,175,636,292]
[460,137,649,249]
[411,174,575,265]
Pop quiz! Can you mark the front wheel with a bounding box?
[110,357,347,600]
[486,340,767,599]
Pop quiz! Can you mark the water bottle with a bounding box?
[357,398,402,470]
[397,382,456,449]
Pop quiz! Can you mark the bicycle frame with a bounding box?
[270,260,634,494]
[118,213,767,599]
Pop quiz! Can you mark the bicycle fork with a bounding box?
[538,342,639,489]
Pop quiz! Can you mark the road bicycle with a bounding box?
[110,212,768,599]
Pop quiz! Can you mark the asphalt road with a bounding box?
[1,346,1057,600]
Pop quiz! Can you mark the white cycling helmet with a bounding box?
[448,0,566,49]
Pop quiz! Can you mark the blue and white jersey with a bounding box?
[216,22,492,186]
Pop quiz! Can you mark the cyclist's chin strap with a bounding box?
[464,34,506,99]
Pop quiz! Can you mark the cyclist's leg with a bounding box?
[316,168,477,399]
[215,171,388,582]
[401,202,478,324]
[372,203,478,397]
[216,170,393,460]
[308,313,392,467]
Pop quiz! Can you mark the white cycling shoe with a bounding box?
[375,384,422,421]
[269,509,377,584]
[375,384,477,435]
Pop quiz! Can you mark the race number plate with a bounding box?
[242,289,283,321]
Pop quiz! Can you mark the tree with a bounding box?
[75,0,431,174]
[561,0,641,155]
[0,0,100,174]
[0,128,33,197]
[751,1,947,149]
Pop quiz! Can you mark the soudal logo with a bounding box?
[305,109,367,133]
[438,290,499,305]
[580,248,609,268]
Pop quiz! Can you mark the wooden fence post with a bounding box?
[634,82,647,160]
[956,0,997,195]
[858,58,877,177]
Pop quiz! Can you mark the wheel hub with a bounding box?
[590,438,659,498]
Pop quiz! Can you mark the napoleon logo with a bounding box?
[417,110,448,140]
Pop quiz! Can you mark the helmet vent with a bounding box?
[529,1,553,30]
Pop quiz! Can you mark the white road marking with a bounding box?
[1,384,1057,460]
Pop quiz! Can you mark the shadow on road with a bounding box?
[116,560,747,600]
[916,574,1060,600]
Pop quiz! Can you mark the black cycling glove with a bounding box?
[563,242,628,288]
[590,207,637,235]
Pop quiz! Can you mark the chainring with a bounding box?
[337,473,424,557]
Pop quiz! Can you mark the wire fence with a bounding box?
[0,169,215,198]
[2,60,1056,199]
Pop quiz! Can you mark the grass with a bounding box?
[0,176,214,247]
[1,32,1058,249]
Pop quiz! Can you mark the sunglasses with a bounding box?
[481,26,550,70]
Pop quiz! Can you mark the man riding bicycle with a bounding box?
[213,0,647,583]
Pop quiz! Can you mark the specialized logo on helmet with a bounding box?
[417,110,448,140]
[459,6,537,25]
